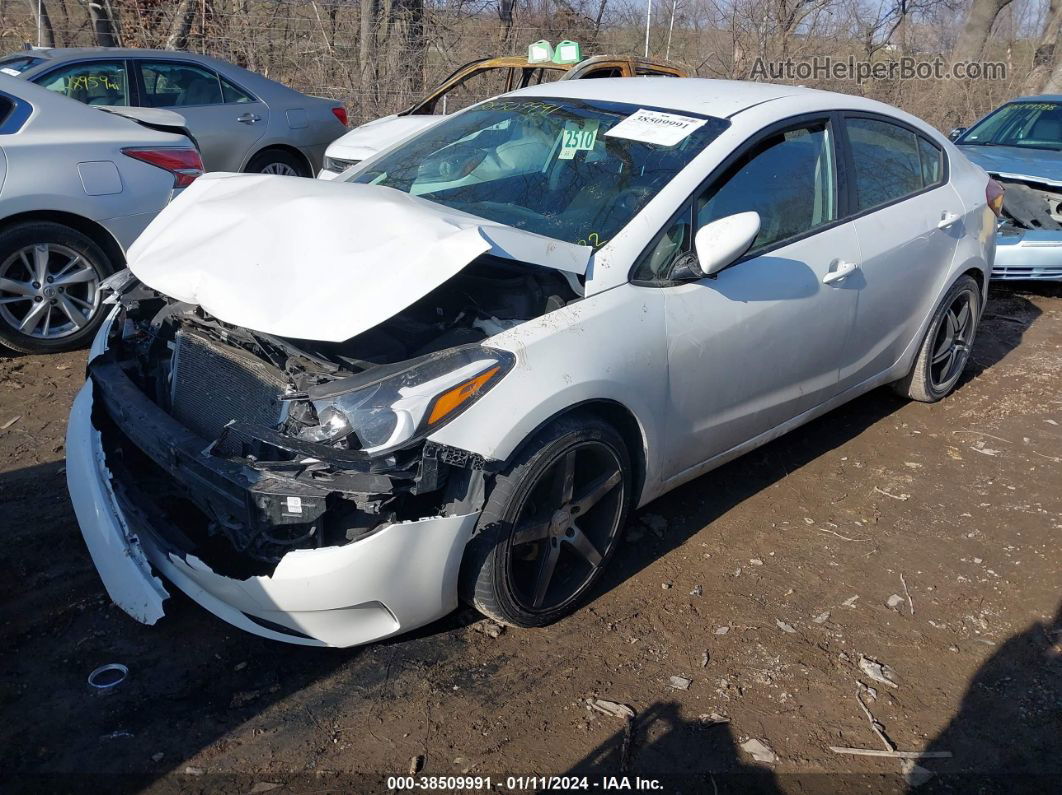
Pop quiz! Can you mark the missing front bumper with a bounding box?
[67,380,481,647]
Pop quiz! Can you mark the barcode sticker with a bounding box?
[604,109,707,147]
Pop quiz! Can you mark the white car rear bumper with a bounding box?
[66,381,478,647]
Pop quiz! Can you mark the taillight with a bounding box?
[986,178,1005,217]
[331,106,348,126]
[122,147,204,188]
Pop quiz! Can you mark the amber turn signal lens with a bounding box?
[427,366,501,426]
[986,178,1005,217]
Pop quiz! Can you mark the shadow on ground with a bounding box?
[566,700,781,792]
[916,601,1062,793]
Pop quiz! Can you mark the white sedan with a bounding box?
[67,79,995,646]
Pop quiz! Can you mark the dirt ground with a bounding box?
[1,284,1060,794]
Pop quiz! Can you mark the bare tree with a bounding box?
[28,0,57,47]
[166,0,200,50]
[952,0,1014,61]
[1024,0,1062,94]
[85,0,119,47]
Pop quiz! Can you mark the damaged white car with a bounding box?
[68,79,995,647]
[951,96,1062,280]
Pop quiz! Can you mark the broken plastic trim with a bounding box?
[996,177,1062,231]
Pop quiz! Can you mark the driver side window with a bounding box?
[35,60,129,106]
[698,121,836,251]
[635,119,837,281]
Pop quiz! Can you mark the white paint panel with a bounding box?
[127,173,589,341]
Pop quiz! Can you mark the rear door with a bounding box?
[134,59,267,171]
[837,114,960,388]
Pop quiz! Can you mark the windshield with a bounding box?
[0,56,43,75]
[959,101,1062,151]
[351,97,729,247]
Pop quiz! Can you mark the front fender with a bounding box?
[427,284,670,504]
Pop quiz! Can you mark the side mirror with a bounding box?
[683,211,761,278]
[948,127,967,142]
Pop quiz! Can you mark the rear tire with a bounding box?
[0,222,115,355]
[246,149,308,177]
[893,274,980,402]
[460,414,631,628]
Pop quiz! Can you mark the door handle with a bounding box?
[938,210,961,229]
[823,259,859,285]
[236,112,261,124]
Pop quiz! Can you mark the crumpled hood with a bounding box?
[326,114,442,161]
[126,173,590,342]
[959,144,1062,187]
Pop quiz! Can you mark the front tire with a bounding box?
[461,414,631,628]
[0,222,114,354]
[893,274,981,402]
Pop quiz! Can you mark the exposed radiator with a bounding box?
[170,328,288,444]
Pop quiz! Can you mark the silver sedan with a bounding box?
[1,47,348,176]
[0,74,202,353]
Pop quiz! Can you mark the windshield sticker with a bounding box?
[478,99,561,117]
[66,73,123,92]
[605,108,708,147]
[0,67,19,77]
[558,119,599,160]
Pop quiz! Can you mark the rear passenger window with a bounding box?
[847,117,941,212]
[918,136,943,186]
[220,76,254,104]
[139,61,222,107]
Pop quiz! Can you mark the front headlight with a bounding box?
[299,345,515,454]
[323,155,361,173]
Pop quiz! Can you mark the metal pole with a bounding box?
[666,0,677,61]
[644,0,651,58]
[38,0,43,47]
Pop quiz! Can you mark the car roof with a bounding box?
[512,77,820,118]
[446,54,680,72]
[9,46,240,75]
[13,46,223,60]
[1006,95,1062,104]
[7,46,306,101]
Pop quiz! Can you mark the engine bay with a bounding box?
[997,177,1062,232]
[94,255,577,574]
